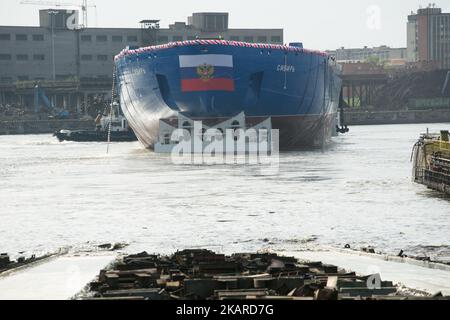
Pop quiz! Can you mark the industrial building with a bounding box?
[326,46,407,65]
[407,6,450,69]
[0,10,283,112]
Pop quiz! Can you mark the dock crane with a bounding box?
[20,0,96,28]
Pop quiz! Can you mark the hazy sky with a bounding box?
[1,0,449,50]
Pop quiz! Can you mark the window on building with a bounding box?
[33,54,45,61]
[0,54,12,60]
[112,35,123,42]
[32,34,44,41]
[18,76,29,81]
[127,35,138,42]
[0,34,10,40]
[257,36,267,43]
[271,36,282,43]
[229,36,240,41]
[96,35,107,42]
[81,35,92,42]
[97,55,108,61]
[158,36,169,44]
[81,54,93,61]
[16,54,28,61]
[244,36,254,43]
[16,34,27,41]
[172,35,183,42]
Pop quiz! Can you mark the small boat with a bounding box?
[54,103,137,142]
[54,128,137,142]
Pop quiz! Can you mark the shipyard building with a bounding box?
[326,46,407,66]
[0,10,283,109]
[407,6,450,69]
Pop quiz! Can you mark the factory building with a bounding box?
[0,10,283,83]
[407,6,450,69]
[326,46,407,65]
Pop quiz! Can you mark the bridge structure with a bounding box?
[340,63,390,108]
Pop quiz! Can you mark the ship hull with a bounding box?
[115,40,342,150]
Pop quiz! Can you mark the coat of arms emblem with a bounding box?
[197,63,215,81]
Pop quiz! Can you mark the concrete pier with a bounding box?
[0,255,115,300]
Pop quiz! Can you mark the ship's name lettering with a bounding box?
[277,65,296,72]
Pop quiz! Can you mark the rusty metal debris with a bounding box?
[84,250,450,300]
[0,252,56,274]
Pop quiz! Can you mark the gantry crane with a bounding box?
[20,0,96,28]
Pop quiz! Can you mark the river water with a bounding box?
[1,123,449,262]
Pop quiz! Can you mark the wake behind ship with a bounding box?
[114,40,342,150]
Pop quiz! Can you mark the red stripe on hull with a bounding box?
[181,78,235,92]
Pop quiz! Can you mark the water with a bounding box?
[1,124,450,262]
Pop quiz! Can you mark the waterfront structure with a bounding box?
[326,46,407,65]
[0,11,283,82]
[0,10,283,111]
[407,6,450,69]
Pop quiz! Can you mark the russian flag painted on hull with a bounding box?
[179,54,235,92]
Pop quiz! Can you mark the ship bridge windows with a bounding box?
[244,36,254,43]
[0,34,10,41]
[229,36,240,41]
[172,35,183,42]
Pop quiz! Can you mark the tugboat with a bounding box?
[54,103,137,142]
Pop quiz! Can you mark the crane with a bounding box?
[20,0,96,28]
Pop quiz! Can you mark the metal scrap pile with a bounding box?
[0,252,53,274]
[84,249,427,301]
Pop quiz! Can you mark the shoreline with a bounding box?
[1,110,450,135]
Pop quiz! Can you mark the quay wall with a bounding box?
[0,119,93,135]
[1,109,450,135]
[346,109,450,126]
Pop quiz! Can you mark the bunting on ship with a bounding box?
[179,54,235,92]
